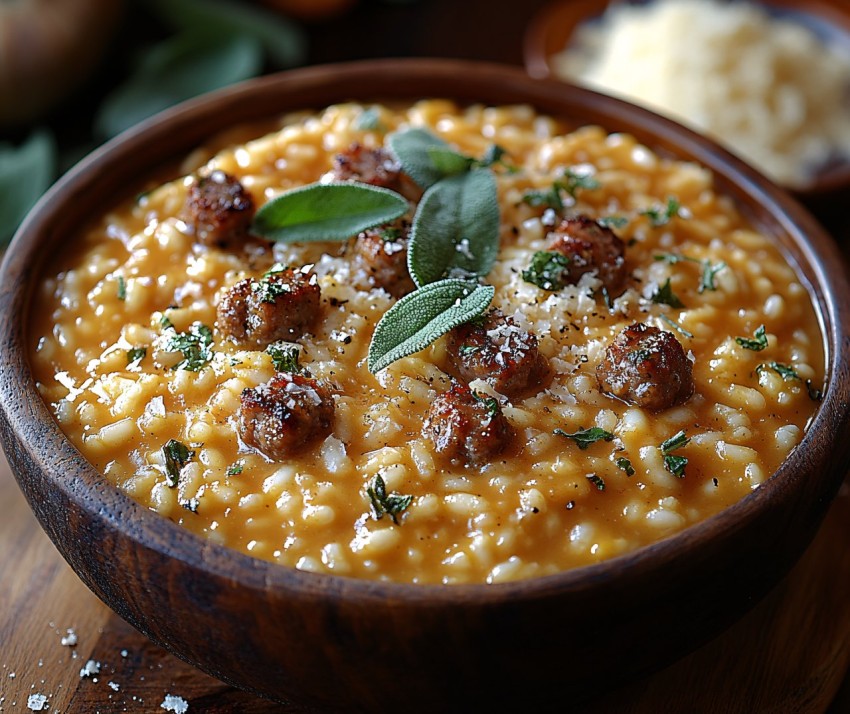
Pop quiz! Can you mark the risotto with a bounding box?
[30,101,824,584]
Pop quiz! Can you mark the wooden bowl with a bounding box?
[523,0,850,219]
[1,59,849,711]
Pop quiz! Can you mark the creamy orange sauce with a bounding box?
[30,101,823,583]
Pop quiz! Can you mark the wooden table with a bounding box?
[3,445,850,713]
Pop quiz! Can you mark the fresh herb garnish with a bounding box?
[641,196,684,227]
[159,313,174,330]
[521,169,599,211]
[366,474,413,525]
[616,457,635,476]
[554,426,615,450]
[162,439,193,488]
[660,430,690,478]
[756,361,800,380]
[458,344,480,357]
[127,347,147,365]
[598,215,629,229]
[521,250,571,291]
[660,430,690,454]
[252,182,408,243]
[226,460,244,476]
[472,390,500,420]
[699,260,726,292]
[407,168,499,287]
[664,454,688,478]
[651,278,685,308]
[659,313,693,338]
[266,342,302,373]
[736,325,768,351]
[586,473,606,491]
[755,362,823,402]
[117,276,127,301]
[163,322,214,371]
[353,106,384,132]
[251,274,292,303]
[367,280,494,373]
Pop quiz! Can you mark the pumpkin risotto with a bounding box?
[30,101,824,584]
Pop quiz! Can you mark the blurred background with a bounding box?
[0,0,554,247]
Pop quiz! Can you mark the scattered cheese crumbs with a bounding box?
[120,649,129,658]
[26,694,48,711]
[60,629,78,647]
[160,694,189,713]
[108,681,120,691]
[79,659,101,678]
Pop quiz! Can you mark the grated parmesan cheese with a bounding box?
[553,0,850,186]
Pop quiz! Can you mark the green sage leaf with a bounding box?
[368,280,495,373]
[0,130,56,246]
[95,31,263,138]
[427,147,475,176]
[408,169,499,286]
[387,128,452,189]
[151,0,306,68]
[252,182,408,243]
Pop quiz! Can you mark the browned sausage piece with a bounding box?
[184,170,255,248]
[330,144,402,189]
[424,382,513,467]
[546,215,627,295]
[596,322,694,410]
[239,373,334,460]
[217,266,321,347]
[446,310,549,398]
[353,221,415,298]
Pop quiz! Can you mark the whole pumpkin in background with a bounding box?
[0,0,124,127]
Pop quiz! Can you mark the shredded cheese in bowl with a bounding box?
[552,0,850,187]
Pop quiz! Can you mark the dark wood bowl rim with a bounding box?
[1,58,848,606]
[522,0,850,198]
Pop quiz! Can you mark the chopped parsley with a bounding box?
[378,226,404,243]
[735,325,768,351]
[159,314,174,330]
[755,362,823,401]
[226,460,244,476]
[162,439,193,488]
[660,430,690,478]
[586,473,606,491]
[521,169,600,210]
[126,347,146,365]
[458,344,480,357]
[616,457,635,476]
[664,454,688,478]
[267,342,302,373]
[163,322,214,371]
[641,196,684,227]
[598,215,629,229]
[117,276,126,301]
[472,390,500,420]
[659,313,693,338]
[651,278,685,308]
[554,426,615,450]
[252,274,292,304]
[521,250,572,291]
[699,260,726,292]
[756,361,799,380]
[366,474,413,525]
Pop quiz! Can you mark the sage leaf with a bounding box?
[368,280,495,373]
[427,147,475,176]
[387,128,452,189]
[252,182,408,243]
[408,169,499,286]
[0,130,56,246]
[95,31,263,138]
[151,0,306,68]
